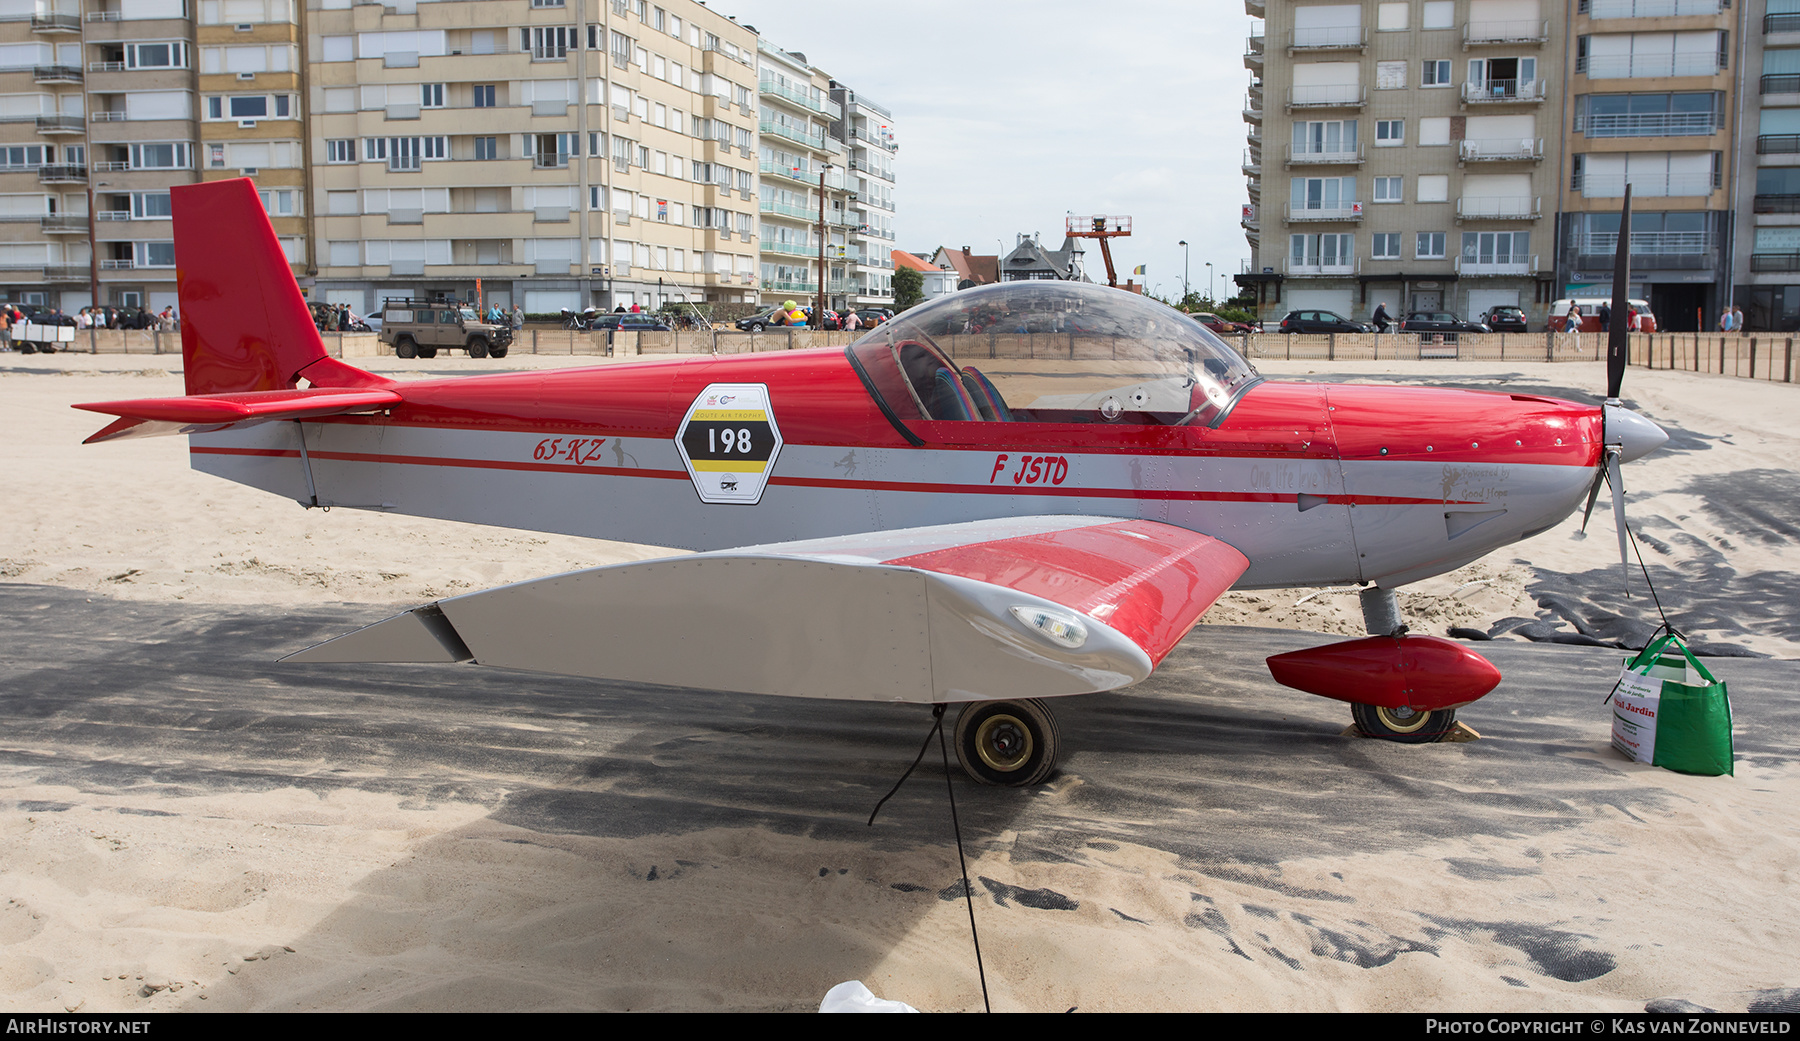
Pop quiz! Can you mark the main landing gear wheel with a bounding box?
[1352,703,1457,744]
[953,699,1060,787]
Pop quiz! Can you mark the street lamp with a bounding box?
[815,162,833,329]
[1206,261,1214,308]
[1179,240,1189,302]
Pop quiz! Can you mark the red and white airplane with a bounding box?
[76,179,1667,786]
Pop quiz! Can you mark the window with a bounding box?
[325,139,354,163]
[1376,119,1404,145]
[1289,233,1354,269]
[473,84,496,108]
[1417,174,1449,202]
[473,136,497,160]
[1290,176,1357,212]
[130,143,190,169]
[610,31,632,69]
[1580,92,1720,137]
[1292,119,1358,155]
[260,189,298,216]
[531,132,578,168]
[1423,0,1454,29]
[1422,60,1451,86]
[1460,231,1530,267]
[126,42,188,69]
[1418,117,1452,145]
[136,242,176,267]
[1372,233,1401,259]
[1377,2,1408,30]
[531,0,565,6]
[132,191,172,218]
[1374,176,1403,202]
[365,137,443,171]
[421,84,444,108]
[1416,232,1447,259]
[1376,60,1407,89]
[524,26,573,60]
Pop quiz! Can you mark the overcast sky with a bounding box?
[720,0,1254,302]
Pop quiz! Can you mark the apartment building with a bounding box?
[1240,0,1563,327]
[1732,0,1800,328]
[831,78,896,308]
[753,40,846,311]
[1560,0,1740,328]
[306,0,761,316]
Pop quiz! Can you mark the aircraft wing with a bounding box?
[286,516,1250,704]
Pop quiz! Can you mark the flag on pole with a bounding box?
[1132,264,1146,275]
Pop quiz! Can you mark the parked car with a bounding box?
[735,306,837,331]
[1481,306,1529,332]
[854,309,890,326]
[378,298,514,359]
[1399,311,1490,335]
[592,313,672,331]
[1278,310,1370,333]
[1192,312,1257,335]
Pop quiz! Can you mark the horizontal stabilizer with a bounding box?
[75,387,402,443]
[283,604,472,664]
[283,516,1249,704]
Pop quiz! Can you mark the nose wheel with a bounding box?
[953,699,1060,787]
[1351,702,1458,743]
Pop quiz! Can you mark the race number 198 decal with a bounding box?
[674,383,783,505]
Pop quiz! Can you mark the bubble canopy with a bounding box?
[846,283,1261,430]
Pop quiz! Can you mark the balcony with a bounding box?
[100,258,135,269]
[1464,20,1548,46]
[91,111,127,122]
[1244,33,1263,70]
[1242,149,1260,176]
[1286,145,1363,166]
[1751,252,1800,272]
[1580,110,1719,136]
[39,215,85,233]
[96,209,130,221]
[38,165,84,183]
[44,265,85,280]
[1574,231,1715,269]
[32,65,81,84]
[87,61,124,72]
[1456,254,1537,276]
[1461,79,1546,104]
[92,160,130,172]
[1243,94,1263,123]
[1287,85,1365,110]
[1577,54,1722,79]
[1459,137,1543,163]
[1754,194,1800,213]
[31,14,80,33]
[1760,134,1800,154]
[1590,0,1723,16]
[1764,74,1800,97]
[1575,173,1716,198]
[1288,26,1366,53]
[1768,12,1800,33]
[760,199,813,219]
[1245,0,1263,14]
[761,120,826,150]
[1284,202,1362,222]
[758,78,823,113]
[35,116,83,134]
[1457,196,1542,220]
[1285,256,1357,276]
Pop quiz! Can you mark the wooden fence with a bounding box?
[32,326,1799,384]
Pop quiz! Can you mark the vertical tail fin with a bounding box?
[174,178,378,395]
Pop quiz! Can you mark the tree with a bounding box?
[892,266,924,311]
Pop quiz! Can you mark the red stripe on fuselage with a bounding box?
[188,444,1479,506]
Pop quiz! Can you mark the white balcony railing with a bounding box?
[1285,256,1358,276]
[1588,0,1722,17]
[1578,231,1713,256]
[1456,254,1537,276]
[1284,202,1363,222]
[1290,25,1366,50]
[1464,20,1549,45]
[1459,137,1543,161]
[1579,53,1722,79]
[1457,196,1541,219]
[1461,79,1546,103]
[1285,144,1363,165]
[1578,172,1715,198]
[1287,85,1365,109]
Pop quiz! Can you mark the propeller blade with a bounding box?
[1608,449,1629,595]
[1580,467,1605,533]
[1606,186,1632,401]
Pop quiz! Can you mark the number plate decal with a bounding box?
[675,383,784,505]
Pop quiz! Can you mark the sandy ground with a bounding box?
[2,350,1798,1012]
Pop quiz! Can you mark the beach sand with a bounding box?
[1,350,1796,1012]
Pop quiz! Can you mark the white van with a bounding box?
[1549,298,1655,333]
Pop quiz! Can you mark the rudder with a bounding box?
[175,178,332,395]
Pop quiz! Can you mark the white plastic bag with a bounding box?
[819,980,918,1013]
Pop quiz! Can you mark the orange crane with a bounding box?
[1065,215,1132,288]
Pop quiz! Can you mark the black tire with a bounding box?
[16,343,34,354]
[953,699,1060,787]
[489,345,508,358]
[416,346,438,359]
[749,322,765,331]
[467,337,489,359]
[1351,703,1457,744]
[394,336,417,359]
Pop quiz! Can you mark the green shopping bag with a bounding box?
[1610,632,1734,776]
